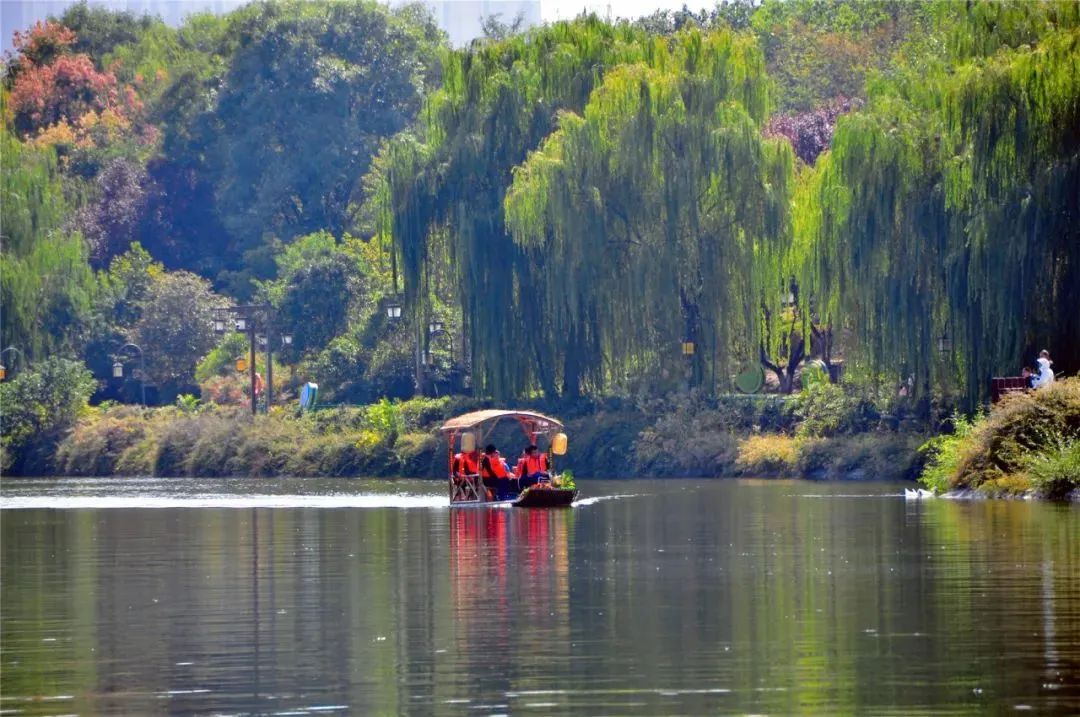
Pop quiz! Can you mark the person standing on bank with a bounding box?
[1033,350,1055,389]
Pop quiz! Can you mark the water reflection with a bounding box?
[1,479,1078,715]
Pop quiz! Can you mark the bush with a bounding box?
[394,431,441,476]
[56,410,146,475]
[635,392,739,476]
[1026,439,1080,500]
[735,434,799,475]
[1,357,96,473]
[798,434,925,481]
[920,378,1080,494]
[788,381,877,437]
[918,413,979,493]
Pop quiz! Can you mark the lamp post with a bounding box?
[937,330,952,355]
[114,343,146,406]
[213,305,292,415]
[0,346,25,381]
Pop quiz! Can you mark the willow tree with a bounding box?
[0,122,95,360]
[505,30,790,395]
[792,8,1080,406]
[942,26,1080,404]
[372,18,655,398]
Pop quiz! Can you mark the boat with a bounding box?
[439,409,578,508]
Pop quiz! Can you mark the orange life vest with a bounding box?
[522,452,548,475]
[482,453,509,478]
[455,451,480,476]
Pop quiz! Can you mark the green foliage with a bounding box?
[794,13,1080,406]
[919,378,1080,493]
[0,357,96,471]
[59,1,161,66]
[175,393,201,413]
[796,433,925,480]
[131,271,226,387]
[365,398,404,445]
[1025,439,1080,500]
[260,232,367,354]
[918,412,978,494]
[205,1,445,250]
[194,332,248,384]
[788,381,876,437]
[0,126,95,359]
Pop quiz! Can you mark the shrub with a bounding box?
[918,413,979,493]
[1026,439,1080,500]
[394,431,440,476]
[635,392,739,476]
[788,381,876,438]
[56,412,146,475]
[735,435,799,475]
[799,434,925,481]
[1,357,96,473]
[200,374,246,405]
[920,378,1080,492]
[398,396,453,430]
[365,397,403,445]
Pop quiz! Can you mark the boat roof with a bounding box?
[439,409,564,433]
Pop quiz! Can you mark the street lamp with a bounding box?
[114,343,146,406]
[937,330,952,355]
[681,341,695,356]
[386,301,402,320]
[0,346,25,381]
[216,304,291,415]
[429,320,444,334]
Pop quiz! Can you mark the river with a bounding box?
[1,478,1078,715]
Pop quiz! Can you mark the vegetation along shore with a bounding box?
[2,1,1078,498]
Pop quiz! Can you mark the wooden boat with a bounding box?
[439,409,578,508]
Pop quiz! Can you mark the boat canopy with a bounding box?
[439,409,564,434]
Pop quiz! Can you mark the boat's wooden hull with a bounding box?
[449,487,578,508]
[512,487,577,508]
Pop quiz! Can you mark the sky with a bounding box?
[1,0,711,52]
[541,0,710,22]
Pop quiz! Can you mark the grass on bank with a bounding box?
[919,378,1080,499]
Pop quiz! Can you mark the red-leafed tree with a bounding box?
[765,96,862,165]
[7,20,76,72]
[6,20,142,140]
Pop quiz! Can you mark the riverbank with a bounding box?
[919,378,1080,500]
[6,391,927,481]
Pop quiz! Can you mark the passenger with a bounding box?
[1033,350,1055,389]
[481,444,514,500]
[453,447,480,479]
[517,444,550,490]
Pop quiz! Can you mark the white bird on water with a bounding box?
[904,488,936,499]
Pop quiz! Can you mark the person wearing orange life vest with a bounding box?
[516,444,550,490]
[481,444,514,500]
[452,447,481,480]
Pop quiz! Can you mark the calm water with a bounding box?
[2,478,1078,716]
